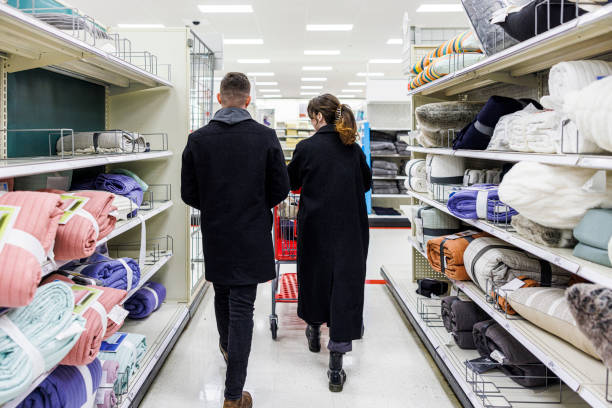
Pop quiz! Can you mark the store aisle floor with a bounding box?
[140,229,461,408]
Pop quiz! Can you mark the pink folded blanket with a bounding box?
[43,274,127,365]
[0,191,63,307]
[48,190,118,260]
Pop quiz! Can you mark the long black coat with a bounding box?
[288,125,372,342]
[181,108,290,286]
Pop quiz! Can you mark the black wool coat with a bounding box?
[288,124,372,342]
[181,108,290,286]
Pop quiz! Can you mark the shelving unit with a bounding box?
[383,7,612,408]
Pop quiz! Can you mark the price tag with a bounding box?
[497,278,526,298]
[107,305,129,325]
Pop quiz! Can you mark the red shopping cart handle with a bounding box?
[291,188,302,194]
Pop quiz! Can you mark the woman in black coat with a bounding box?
[288,94,372,392]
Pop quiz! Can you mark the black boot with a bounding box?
[328,352,346,392]
[305,325,321,353]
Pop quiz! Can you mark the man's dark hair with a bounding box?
[220,72,251,105]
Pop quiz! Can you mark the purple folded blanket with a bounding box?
[17,359,102,408]
[447,184,517,222]
[124,281,166,319]
[63,253,141,291]
[95,174,144,207]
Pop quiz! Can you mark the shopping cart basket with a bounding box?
[270,192,299,339]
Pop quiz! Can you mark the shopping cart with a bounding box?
[269,192,300,339]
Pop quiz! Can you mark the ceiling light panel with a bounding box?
[386,38,403,45]
[369,59,402,64]
[341,89,363,93]
[259,89,281,92]
[348,82,366,86]
[224,38,263,45]
[301,85,323,89]
[356,72,384,77]
[339,95,356,98]
[306,24,353,31]
[263,95,282,98]
[301,77,327,82]
[416,4,464,12]
[302,66,333,71]
[247,72,275,76]
[304,50,341,56]
[117,24,165,28]
[198,5,254,13]
[237,59,271,64]
[256,81,278,86]
[300,92,319,95]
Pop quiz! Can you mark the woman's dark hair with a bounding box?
[307,94,358,145]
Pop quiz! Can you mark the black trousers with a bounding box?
[213,283,258,400]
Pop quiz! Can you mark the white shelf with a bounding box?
[382,265,589,408]
[368,214,409,219]
[408,4,612,97]
[408,190,612,293]
[372,193,411,198]
[371,154,411,159]
[42,201,174,277]
[121,252,172,304]
[373,175,408,180]
[406,146,612,170]
[0,151,172,179]
[0,4,172,90]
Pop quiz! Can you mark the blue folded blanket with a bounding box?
[17,359,102,408]
[572,209,612,267]
[448,184,518,222]
[124,282,166,319]
[95,174,144,207]
[62,253,141,291]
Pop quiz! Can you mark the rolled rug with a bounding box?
[549,60,612,103]
[510,215,576,248]
[124,281,166,319]
[447,184,517,222]
[454,96,524,150]
[404,176,428,193]
[404,159,426,178]
[413,206,462,249]
[98,333,147,395]
[56,131,133,155]
[0,192,64,307]
[498,161,612,229]
[427,155,466,186]
[62,253,141,291]
[53,191,118,260]
[415,102,484,147]
[0,282,86,404]
[441,296,456,332]
[42,274,127,366]
[16,358,102,408]
[95,174,144,208]
[566,284,612,369]
[426,230,491,280]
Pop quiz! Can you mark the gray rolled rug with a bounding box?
[511,214,577,248]
[415,102,484,147]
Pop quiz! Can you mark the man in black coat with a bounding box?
[181,72,289,408]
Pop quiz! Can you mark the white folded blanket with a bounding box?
[548,60,612,109]
[463,169,486,186]
[111,194,138,221]
[498,161,612,229]
[563,76,612,153]
[405,177,428,193]
[404,159,426,178]
[485,169,502,184]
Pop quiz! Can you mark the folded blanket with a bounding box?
[574,243,611,267]
[441,296,457,332]
[62,253,141,291]
[53,191,117,260]
[463,237,572,293]
[56,131,133,155]
[372,161,398,172]
[98,333,147,395]
[95,174,144,207]
[484,169,502,185]
[111,194,138,220]
[451,298,489,333]
[0,282,86,404]
[109,169,148,192]
[372,187,400,195]
[498,161,612,229]
[124,281,166,319]
[508,287,600,360]
[427,154,466,187]
[564,75,612,153]
[96,360,119,408]
[427,231,491,280]
[373,168,397,177]
[404,159,426,178]
[395,141,409,154]
[0,192,64,307]
[566,284,612,369]
[16,358,102,408]
[463,169,485,186]
[370,141,396,151]
[416,279,448,298]
[415,103,483,148]
[473,320,552,387]
[373,180,398,188]
[447,184,517,222]
[371,130,397,143]
[414,206,462,249]
[43,274,127,366]
[511,215,576,248]
[496,105,560,153]
[549,60,612,104]
[573,209,612,250]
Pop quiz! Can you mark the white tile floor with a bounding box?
[140,229,461,408]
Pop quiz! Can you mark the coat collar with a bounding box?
[316,124,337,134]
[211,107,252,125]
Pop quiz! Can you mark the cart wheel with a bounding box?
[270,319,278,340]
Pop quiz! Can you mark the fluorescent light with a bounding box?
[300,92,319,96]
[357,72,384,77]
[301,85,323,89]
[247,72,275,77]
[369,58,402,64]
[304,50,341,56]
[117,24,165,28]
[387,38,403,45]
[262,95,282,98]
[302,66,333,71]
[259,89,281,92]
[306,24,353,31]
[341,89,363,93]
[237,59,270,64]
[198,5,254,13]
[301,77,327,82]
[339,95,356,98]
[224,38,263,45]
[416,4,464,12]
[348,82,366,86]
[256,81,278,86]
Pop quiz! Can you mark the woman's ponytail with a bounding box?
[335,104,358,145]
